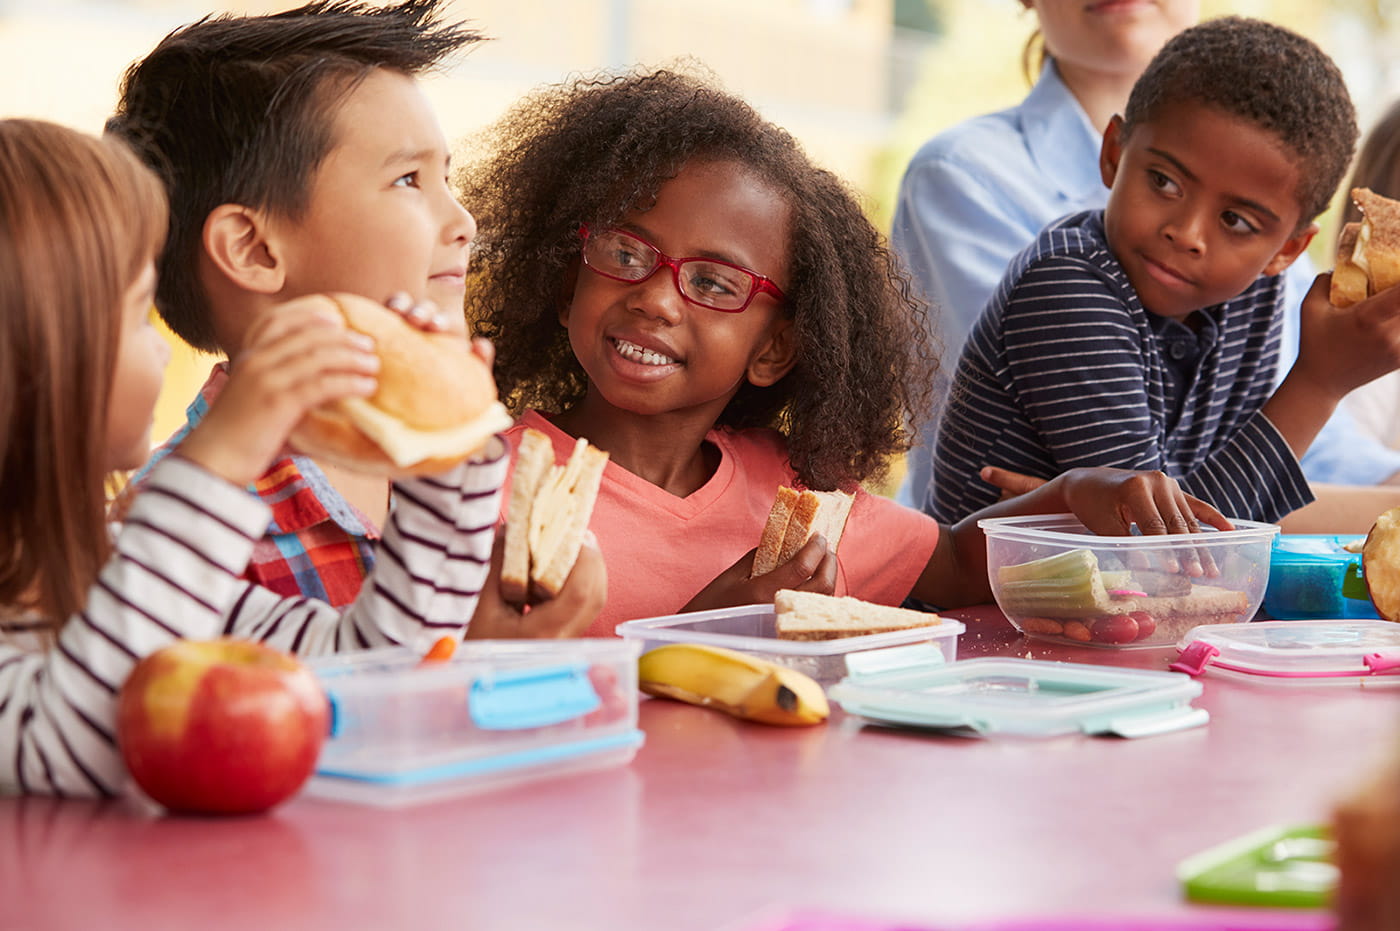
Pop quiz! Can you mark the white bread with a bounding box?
[500,429,553,604]
[773,589,940,641]
[751,487,854,577]
[289,293,512,476]
[501,429,609,603]
[1333,188,1400,307]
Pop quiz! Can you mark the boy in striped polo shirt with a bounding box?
[932,17,1400,526]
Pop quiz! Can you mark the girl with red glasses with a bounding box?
[459,68,1228,634]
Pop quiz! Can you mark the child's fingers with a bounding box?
[471,337,495,371]
[385,292,463,335]
[235,335,381,401]
[535,543,607,635]
[766,536,836,595]
[242,295,347,348]
[1184,496,1233,532]
[980,465,1047,499]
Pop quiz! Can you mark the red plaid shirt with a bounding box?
[133,363,379,607]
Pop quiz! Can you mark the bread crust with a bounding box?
[501,430,553,604]
[752,487,855,578]
[752,487,800,577]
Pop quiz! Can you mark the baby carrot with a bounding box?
[420,636,458,664]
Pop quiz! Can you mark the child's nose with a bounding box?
[1163,211,1206,254]
[444,195,476,247]
[628,266,687,325]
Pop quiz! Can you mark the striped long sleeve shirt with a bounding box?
[0,444,505,799]
[931,210,1312,525]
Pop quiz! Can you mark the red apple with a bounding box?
[116,638,329,815]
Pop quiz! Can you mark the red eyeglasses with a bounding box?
[578,224,787,313]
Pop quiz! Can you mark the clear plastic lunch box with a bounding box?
[304,639,643,806]
[616,603,961,687]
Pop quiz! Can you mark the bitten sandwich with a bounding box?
[289,293,513,476]
[501,428,609,603]
[751,486,854,577]
[774,589,940,641]
[1332,188,1400,307]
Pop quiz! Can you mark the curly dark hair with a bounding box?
[1123,15,1357,225]
[458,68,933,492]
[106,0,482,352]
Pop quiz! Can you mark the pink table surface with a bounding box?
[1,607,1392,931]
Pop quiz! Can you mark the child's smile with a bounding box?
[561,159,794,426]
[610,336,682,372]
[1099,100,1313,322]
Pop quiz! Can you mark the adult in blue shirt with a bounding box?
[893,0,1400,529]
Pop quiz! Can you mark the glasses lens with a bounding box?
[678,260,756,311]
[585,229,656,281]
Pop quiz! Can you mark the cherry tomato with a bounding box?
[1129,611,1158,641]
[1091,614,1140,644]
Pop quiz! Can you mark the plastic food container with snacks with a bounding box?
[1170,618,1400,686]
[829,647,1208,738]
[615,603,961,687]
[979,514,1277,649]
[305,639,643,807]
[1262,534,1379,620]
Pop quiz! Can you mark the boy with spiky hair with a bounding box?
[932,17,1400,527]
[107,0,604,633]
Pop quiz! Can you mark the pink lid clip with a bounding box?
[1169,640,1220,676]
[1363,651,1400,674]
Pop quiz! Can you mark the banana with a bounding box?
[637,643,829,726]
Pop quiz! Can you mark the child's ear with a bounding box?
[1261,222,1318,277]
[203,204,285,294]
[1099,115,1126,189]
[747,318,798,387]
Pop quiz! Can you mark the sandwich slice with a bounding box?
[774,589,941,641]
[501,428,609,603]
[1332,188,1400,307]
[751,486,855,577]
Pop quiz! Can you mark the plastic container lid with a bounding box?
[1170,619,1400,686]
[1177,823,1334,908]
[829,646,1207,738]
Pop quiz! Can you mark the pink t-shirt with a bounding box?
[503,411,940,636]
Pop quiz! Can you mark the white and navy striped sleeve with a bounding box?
[0,441,506,799]
[0,455,274,798]
[224,438,507,656]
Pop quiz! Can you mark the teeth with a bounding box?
[613,338,676,366]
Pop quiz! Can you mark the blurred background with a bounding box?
[3,0,1398,444]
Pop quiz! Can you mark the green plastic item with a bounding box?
[1177,823,1335,908]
